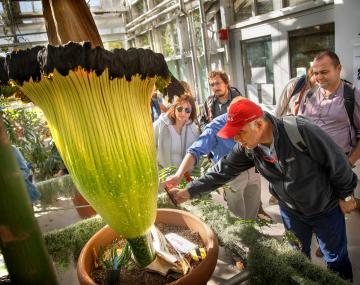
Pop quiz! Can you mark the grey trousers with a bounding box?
[223,167,261,219]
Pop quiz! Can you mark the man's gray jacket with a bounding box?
[187,113,357,218]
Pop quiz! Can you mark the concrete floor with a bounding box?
[1,180,359,284]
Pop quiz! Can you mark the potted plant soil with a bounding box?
[77,208,218,285]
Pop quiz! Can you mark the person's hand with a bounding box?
[339,197,357,214]
[169,188,191,204]
[165,175,182,189]
[347,153,359,168]
[348,157,356,168]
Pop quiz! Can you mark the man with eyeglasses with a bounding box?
[199,70,242,130]
[169,98,357,282]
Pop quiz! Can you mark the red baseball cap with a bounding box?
[217,99,263,139]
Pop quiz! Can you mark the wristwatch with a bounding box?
[344,195,353,202]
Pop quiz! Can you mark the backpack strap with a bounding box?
[282,116,307,152]
[299,86,317,114]
[229,86,242,98]
[343,82,355,128]
[290,75,306,98]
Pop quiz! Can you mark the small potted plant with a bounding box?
[97,241,131,284]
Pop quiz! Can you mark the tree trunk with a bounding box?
[41,0,103,47]
[0,116,59,284]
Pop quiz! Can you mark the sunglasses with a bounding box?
[176,106,192,114]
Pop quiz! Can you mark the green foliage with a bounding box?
[158,166,188,188]
[105,41,124,50]
[240,226,350,285]
[1,103,61,181]
[191,9,204,54]
[283,230,302,251]
[3,107,48,163]
[35,175,76,207]
[137,34,150,49]
[99,242,131,271]
[44,216,106,268]
[158,156,212,189]
[0,85,18,98]
[155,76,171,95]
[132,0,145,16]
[160,23,175,57]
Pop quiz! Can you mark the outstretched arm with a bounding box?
[165,153,196,188]
[170,144,254,203]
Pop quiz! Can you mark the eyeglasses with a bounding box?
[209,81,222,88]
[176,106,192,114]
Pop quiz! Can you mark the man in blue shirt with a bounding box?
[165,113,261,219]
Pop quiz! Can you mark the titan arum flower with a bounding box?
[1,42,183,267]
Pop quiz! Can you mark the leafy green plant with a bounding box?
[158,156,212,187]
[191,9,204,55]
[159,166,188,189]
[99,242,131,271]
[240,226,350,285]
[35,175,76,207]
[0,103,61,181]
[44,216,106,268]
[160,23,176,57]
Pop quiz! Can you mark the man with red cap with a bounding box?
[169,98,357,281]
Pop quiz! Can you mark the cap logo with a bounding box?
[245,114,259,122]
[228,114,234,121]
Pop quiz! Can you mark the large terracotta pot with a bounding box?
[77,208,219,285]
[72,191,97,218]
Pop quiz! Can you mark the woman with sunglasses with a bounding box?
[153,93,200,169]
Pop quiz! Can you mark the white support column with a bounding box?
[219,0,234,78]
[334,0,360,82]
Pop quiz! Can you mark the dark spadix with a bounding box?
[0,42,184,100]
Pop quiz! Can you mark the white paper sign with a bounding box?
[165,233,197,253]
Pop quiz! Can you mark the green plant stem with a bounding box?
[127,231,155,267]
[0,116,59,284]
